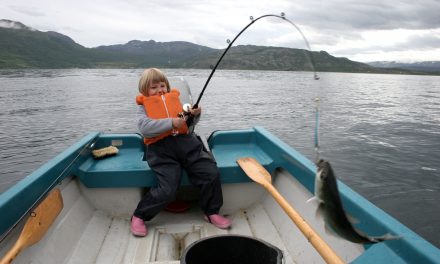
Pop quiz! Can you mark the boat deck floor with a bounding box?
[66,203,295,264]
[3,173,364,263]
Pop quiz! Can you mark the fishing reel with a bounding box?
[177,103,199,128]
[177,103,193,120]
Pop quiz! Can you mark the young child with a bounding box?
[131,68,232,236]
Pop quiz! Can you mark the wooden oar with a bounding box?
[0,189,63,264]
[237,157,345,264]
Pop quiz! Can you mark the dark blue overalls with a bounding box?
[133,134,223,221]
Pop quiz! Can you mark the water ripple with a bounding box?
[1,69,439,247]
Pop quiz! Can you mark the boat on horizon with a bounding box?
[0,78,439,264]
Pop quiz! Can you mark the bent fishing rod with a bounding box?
[185,13,319,127]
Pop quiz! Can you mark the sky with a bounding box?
[1,0,440,62]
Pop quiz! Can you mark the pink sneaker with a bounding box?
[131,215,148,237]
[205,214,232,229]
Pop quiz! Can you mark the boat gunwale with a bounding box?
[0,132,100,240]
[0,127,439,263]
[210,126,440,263]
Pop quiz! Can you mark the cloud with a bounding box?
[404,33,440,50]
[1,0,439,62]
[8,5,45,17]
[285,0,440,30]
[322,28,440,62]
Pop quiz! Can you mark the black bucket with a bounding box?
[181,235,283,264]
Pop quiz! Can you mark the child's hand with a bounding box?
[190,106,201,116]
[172,118,186,128]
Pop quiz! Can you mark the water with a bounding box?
[0,69,439,248]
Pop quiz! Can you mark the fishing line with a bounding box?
[314,97,321,163]
[186,13,320,126]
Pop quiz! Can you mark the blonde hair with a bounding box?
[138,68,171,96]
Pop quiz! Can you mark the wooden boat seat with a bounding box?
[75,132,275,188]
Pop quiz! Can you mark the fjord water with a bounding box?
[0,69,439,247]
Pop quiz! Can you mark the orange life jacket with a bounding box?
[136,89,188,145]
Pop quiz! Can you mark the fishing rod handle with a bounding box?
[182,103,198,127]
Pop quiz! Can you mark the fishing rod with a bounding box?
[185,13,319,127]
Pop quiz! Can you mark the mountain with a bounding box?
[0,20,92,68]
[91,40,215,68]
[368,61,440,73]
[0,19,35,31]
[180,45,379,72]
[0,19,438,75]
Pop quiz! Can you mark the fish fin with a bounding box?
[324,222,342,240]
[370,233,402,243]
[307,196,319,203]
[315,203,325,220]
[352,226,401,243]
[351,227,377,243]
[346,214,360,224]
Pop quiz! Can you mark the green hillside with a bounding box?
[0,20,437,75]
[0,28,92,68]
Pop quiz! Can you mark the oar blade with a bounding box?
[19,189,64,247]
[237,157,272,185]
[1,189,63,264]
[237,157,345,264]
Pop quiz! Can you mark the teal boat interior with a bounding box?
[75,127,310,188]
[1,126,439,263]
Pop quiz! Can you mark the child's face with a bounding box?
[147,81,168,96]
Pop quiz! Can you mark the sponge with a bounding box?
[92,146,119,159]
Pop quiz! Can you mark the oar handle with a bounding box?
[0,243,22,264]
[265,183,345,264]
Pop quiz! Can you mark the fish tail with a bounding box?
[370,233,401,243]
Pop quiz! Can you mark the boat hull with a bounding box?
[1,127,439,263]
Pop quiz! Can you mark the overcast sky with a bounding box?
[2,0,440,62]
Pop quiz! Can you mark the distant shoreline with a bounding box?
[1,67,439,76]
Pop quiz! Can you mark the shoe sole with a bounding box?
[131,229,148,237]
[204,216,232,229]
